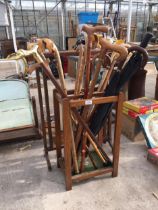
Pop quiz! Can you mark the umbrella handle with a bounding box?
[82,24,109,35]
[128,46,148,68]
[99,37,128,62]
[140,32,153,48]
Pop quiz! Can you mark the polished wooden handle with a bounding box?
[38,38,67,95]
[99,37,128,62]
[82,24,109,35]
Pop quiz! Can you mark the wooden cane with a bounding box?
[97,38,128,92]
[88,40,128,122]
[86,145,98,169]
[86,132,107,164]
[75,37,128,150]
[82,24,109,98]
[38,38,67,95]
[38,42,80,173]
[79,40,128,172]
[79,132,88,172]
[77,25,110,171]
[74,44,85,95]
[80,131,106,172]
[17,45,79,174]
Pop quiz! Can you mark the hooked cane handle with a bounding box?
[99,38,128,62]
[82,24,109,35]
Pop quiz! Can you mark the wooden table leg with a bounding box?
[63,98,72,191]
[112,92,124,177]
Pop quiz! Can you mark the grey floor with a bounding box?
[0,65,158,210]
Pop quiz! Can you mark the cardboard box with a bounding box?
[0,60,18,79]
[121,113,144,141]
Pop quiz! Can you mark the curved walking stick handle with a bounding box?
[99,38,128,62]
[82,24,109,35]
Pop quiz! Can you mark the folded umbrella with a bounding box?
[89,33,153,136]
[90,70,120,135]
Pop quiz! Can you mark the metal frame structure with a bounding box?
[1,0,158,49]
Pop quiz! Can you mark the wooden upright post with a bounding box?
[63,98,72,191]
[54,90,62,168]
[112,92,124,177]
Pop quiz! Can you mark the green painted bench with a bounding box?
[0,80,40,143]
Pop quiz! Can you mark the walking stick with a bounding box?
[82,24,109,98]
[13,45,79,174]
[97,38,128,92]
[74,44,85,95]
[38,38,67,95]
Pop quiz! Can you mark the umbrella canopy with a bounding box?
[90,70,120,135]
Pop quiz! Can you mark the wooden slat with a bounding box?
[70,96,118,107]
[0,124,34,133]
[0,127,40,143]
[72,167,113,182]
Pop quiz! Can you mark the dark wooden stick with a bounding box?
[36,69,52,171]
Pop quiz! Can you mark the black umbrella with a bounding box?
[89,33,153,136]
[117,33,153,91]
[90,70,120,135]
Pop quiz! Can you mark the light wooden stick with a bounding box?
[38,38,67,95]
[86,133,106,163]
[74,44,85,95]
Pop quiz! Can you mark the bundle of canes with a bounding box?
[75,37,128,172]
[87,39,129,121]
[75,25,110,147]
[82,24,110,98]
[37,38,80,174]
[73,25,110,172]
[13,43,79,174]
[6,44,67,169]
[37,38,67,95]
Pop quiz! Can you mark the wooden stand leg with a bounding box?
[112,92,124,177]
[155,74,158,100]
[36,69,52,171]
[63,99,72,191]
[32,96,39,129]
[107,112,113,149]
[53,90,62,168]
[43,72,53,150]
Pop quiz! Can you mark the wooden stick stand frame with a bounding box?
[53,89,124,191]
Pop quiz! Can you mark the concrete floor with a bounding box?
[0,66,158,210]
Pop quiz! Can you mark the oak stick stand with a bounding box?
[53,89,123,191]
